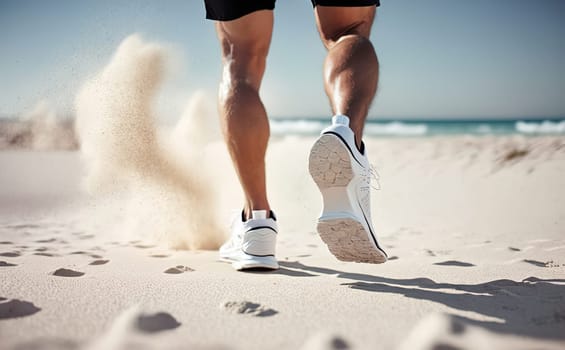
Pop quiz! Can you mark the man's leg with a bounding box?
[314,6,378,148]
[308,4,387,264]
[214,8,279,270]
[215,10,273,219]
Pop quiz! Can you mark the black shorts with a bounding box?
[205,0,380,21]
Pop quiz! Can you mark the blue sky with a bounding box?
[1,0,564,120]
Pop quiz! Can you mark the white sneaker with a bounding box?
[219,210,279,270]
[308,115,387,264]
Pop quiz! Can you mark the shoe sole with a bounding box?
[220,255,279,271]
[309,134,387,264]
[317,219,387,263]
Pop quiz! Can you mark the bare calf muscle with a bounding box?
[315,6,379,146]
[215,10,274,218]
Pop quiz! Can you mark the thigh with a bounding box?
[314,5,376,48]
[216,10,274,89]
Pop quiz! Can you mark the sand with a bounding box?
[1,34,565,350]
[1,134,565,350]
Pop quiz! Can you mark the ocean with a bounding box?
[1,117,564,150]
[270,118,565,137]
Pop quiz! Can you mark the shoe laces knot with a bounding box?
[368,164,381,191]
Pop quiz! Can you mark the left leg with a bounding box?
[315,5,379,148]
[308,1,387,264]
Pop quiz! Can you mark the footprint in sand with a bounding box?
[523,259,563,267]
[79,234,96,240]
[433,260,475,267]
[34,252,59,257]
[0,261,17,267]
[221,301,278,317]
[134,244,157,249]
[89,260,109,265]
[425,249,436,257]
[150,254,170,258]
[0,297,41,319]
[164,265,194,274]
[35,238,57,243]
[523,259,547,267]
[6,223,40,230]
[508,247,521,252]
[51,268,85,277]
[69,251,89,255]
[0,241,13,245]
[0,251,20,257]
[136,312,181,333]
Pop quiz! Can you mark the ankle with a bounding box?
[243,205,272,221]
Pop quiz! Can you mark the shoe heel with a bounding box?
[242,229,276,257]
[309,134,353,189]
[317,218,387,264]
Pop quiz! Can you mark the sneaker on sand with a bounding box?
[219,210,279,270]
[308,115,387,264]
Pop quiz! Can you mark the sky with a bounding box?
[1,0,565,120]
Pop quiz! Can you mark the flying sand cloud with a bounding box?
[75,34,224,249]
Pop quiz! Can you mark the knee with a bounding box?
[219,59,267,109]
[219,39,268,87]
[325,35,378,77]
[219,68,259,106]
[331,34,375,56]
[319,21,373,50]
[219,53,267,102]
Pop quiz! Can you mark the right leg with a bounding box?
[215,10,273,219]
[211,7,279,270]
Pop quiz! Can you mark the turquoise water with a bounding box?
[269,118,565,137]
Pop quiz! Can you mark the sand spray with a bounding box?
[75,34,224,250]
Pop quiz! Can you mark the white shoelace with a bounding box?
[369,164,382,191]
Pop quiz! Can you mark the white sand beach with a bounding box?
[1,34,565,350]
[1,133,565,350]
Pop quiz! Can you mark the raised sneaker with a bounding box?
[308,115,387,263]
[219,210,279,270]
